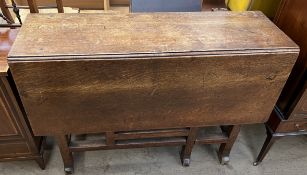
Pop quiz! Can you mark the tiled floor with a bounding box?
[0,124,306,175]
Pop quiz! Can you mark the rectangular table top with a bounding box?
[9,11,298,62]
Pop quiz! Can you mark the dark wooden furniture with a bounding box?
[130,0,203,12]
[0,0,111,28]
[254,0,307,165]
[8,12,298,174]
[0,28,45,169]
[0,0,22,27]
[0,0,64,27]
[130,2,235,167]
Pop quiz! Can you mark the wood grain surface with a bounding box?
[9,12,298,60]
[8,12,299,136]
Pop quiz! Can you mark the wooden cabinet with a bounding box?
[0,28,45,169]
[289,88,307,120]
[276,120,307,133]
[0,96,20,137]
[251,0,281,19]
[0,71,45,169]
[254,0,307,165]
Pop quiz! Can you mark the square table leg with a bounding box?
[55,135,74,174]
[180,127,198,166]
[218,125,240,164]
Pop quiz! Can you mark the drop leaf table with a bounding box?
[8,12,299,174]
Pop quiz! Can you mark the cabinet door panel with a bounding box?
[291,90,307,120]
[277,120,307,133]
[0,142,30,157]
[0,89,19,137]
[0,77,23,139]
[274,0,307,114]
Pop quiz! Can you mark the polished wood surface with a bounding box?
[0,28,44,169]
[274,0,307,117]
[0,29,18,137]
[254,0,307,165]
[0,29,18,76]
[8,12,298,173]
